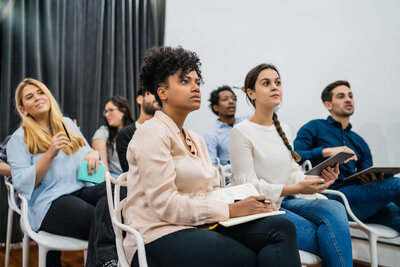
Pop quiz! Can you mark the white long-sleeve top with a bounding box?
[229,119,318,206]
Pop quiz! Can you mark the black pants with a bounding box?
[40,182,121,267]
[131,215,301,267]
[86,187,127,266]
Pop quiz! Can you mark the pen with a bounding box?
[234,199,271,204]
[62,122,72,142]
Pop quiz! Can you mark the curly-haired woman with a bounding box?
[122,47,302,267]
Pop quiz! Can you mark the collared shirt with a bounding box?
[204,117,246,166]
[0,135,10,163]
[123,111,229,264]
[294,116,372,189]
[7,117,93,230]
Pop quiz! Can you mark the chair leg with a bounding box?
[22,233,30,267]
[4,207,14,267]
[369,233,378,267]
[38,246,48,267]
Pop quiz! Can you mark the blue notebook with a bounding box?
[78,161,105,184]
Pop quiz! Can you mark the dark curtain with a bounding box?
[0,0,165,141]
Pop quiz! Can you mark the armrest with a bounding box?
[322,189,375,233]
[111,217,148,267]
[18,194,41,241]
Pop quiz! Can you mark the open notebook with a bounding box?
[209,183,285,227]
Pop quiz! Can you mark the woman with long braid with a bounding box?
[229,63,353,267]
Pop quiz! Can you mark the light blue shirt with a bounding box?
[204,117,246,166]
[7,117,93,231]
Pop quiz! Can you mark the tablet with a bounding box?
[343,166,400,182]
[304,151,355,175]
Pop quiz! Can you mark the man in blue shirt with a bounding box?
[204,86,245,166]
[294,80,400,231]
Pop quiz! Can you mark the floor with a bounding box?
[0,242,84,267]
[0,242,379,267]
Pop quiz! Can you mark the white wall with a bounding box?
[165,0,400,165]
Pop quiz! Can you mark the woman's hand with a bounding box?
[47,132,69,158]
[228,196,278,218]
[84,150,100,175]
[320,164,339,182]
[294,175,334,194]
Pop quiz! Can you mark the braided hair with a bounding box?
[244,63,301,162]
[272,113,301,162]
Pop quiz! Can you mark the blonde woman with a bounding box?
[7,78,108,266]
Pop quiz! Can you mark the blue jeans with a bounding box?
[327,177,400,232]
[281,198,352,267]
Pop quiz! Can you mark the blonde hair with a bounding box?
[15,78,85,155]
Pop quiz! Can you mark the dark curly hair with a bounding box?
[139,46,203,107]
[208,85,236,115]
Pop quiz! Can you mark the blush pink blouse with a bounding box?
[123,111,229,263]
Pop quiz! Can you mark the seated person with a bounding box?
[116,88,159,172]
[0,135,11,176]
[92,96,134,176]
[7,78,112,266]
[123,46,302,267]
[294,80,400,231]
[229,63,352,266]
[204,85,246,166]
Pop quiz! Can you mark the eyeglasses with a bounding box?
[103,108,118,116]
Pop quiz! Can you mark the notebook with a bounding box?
[78,161,105,184]
[209,183,285,227]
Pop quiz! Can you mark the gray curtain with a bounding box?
[0,0,165,141]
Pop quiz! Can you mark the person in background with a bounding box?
[294,80,400,231]
[0,136,11,176]
[123,46,301,267]
[229,63,353,267]
[116,88,160,172]
[92,96,134,177]
[204,85,246,166]
[7,78,109,267]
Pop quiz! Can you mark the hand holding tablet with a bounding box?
[304,151,355,176]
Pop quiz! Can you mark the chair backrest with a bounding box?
[3,176,21,215]
[216,158,231,188]
[105,172,148,267]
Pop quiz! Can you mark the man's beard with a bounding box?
[334,108,354,118]
[142,101,158,115]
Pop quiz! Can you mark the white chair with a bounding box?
[303,160,400,267]
[105,172,148,267]
[3,176,29,267]
[217,163,323,266]
[18,193,88,267]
